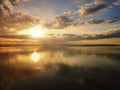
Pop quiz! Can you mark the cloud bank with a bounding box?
[59,29,120,41]
[0,0,39,35]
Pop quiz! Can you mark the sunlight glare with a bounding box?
[27,26,45,38]
[31,52,40,63]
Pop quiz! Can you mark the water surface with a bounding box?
[0,46,120,90]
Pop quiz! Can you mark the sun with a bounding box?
[27,26,45,38]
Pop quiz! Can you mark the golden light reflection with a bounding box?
[31,52,40,63]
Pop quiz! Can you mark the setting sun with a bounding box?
[27,26,46,38]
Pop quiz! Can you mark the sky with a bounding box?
[0,0,120,45]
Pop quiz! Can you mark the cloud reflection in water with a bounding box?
[0,46,120,90]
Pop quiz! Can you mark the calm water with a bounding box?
[0,46,120,90]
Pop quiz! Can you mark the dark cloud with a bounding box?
[87,18,105,24]
[78,16,120,25]
[62,29,120,41]
[0,0,13,17]
[44,15,120,30]
[86,16,120,24]
[107,16,120,23]
[80,4,107,16]
[43,0,119,30]
[64,0,110,16]
[48,0,112,28]
[9,0,20,5]
[61,0,110,17]
[0,34,30,39]
[44,15,74,29]
[0,0,20,16]
[63,10,77,16]
[79,1,109,16]
[113,0,120,5]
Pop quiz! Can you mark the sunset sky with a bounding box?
[0,0,120,45]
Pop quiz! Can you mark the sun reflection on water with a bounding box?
[31,52,40,63]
